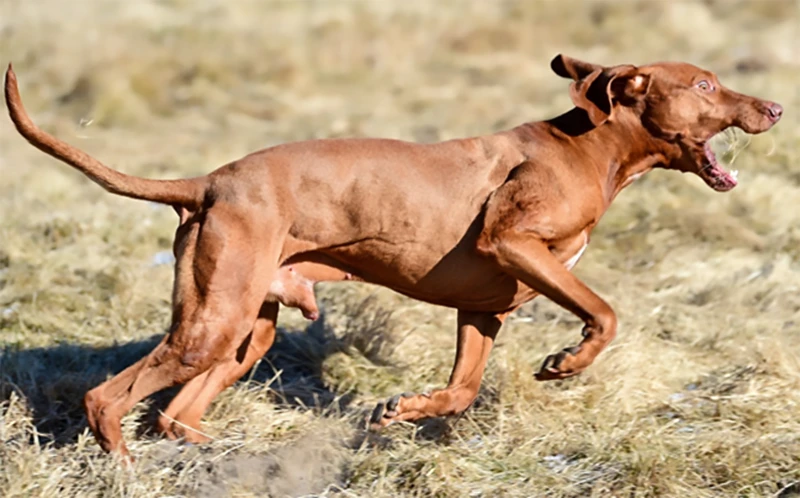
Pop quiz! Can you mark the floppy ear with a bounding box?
[609,70,650,107]
[551,54,602,81]
[568,66,651,127]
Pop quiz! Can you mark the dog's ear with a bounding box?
[551,54,602,81]
[569,66,651,127]
[568,69,612,126]
[609,69,651,106]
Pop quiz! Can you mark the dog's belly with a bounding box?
[272,247,540,313]
[271,230,590,314]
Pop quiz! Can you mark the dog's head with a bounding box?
[551,54,783,192]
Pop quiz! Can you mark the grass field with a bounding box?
[1,1,799,496]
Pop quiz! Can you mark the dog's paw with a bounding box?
[368,392,415,430]
[534,345,582,381]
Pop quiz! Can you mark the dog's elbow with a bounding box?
[475,229,500,259]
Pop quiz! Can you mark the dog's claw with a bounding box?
[368,392,415,430]
[369,403,387,428]
[386,392,414,412]
[534,345,582,381]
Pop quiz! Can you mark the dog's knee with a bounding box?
[179,347,215,374]
[171,322,237,379]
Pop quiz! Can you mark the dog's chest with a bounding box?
[561,232,589,271]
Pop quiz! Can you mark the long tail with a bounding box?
[4,64,206,208]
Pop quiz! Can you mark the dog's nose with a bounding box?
[767,102,783,121]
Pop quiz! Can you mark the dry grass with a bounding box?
[1,0,799,496]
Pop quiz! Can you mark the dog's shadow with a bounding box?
[0,318,352,448]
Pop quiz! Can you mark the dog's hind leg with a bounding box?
[369,310,506,429]
[157,302,279,443]
[159,261,350,442]
[83,208,282,457]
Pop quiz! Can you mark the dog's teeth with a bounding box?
[730,169,739,180]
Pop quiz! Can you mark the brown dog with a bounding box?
[4,55,782,457]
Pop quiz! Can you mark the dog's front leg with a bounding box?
[478,229,617,380]
[369,310,506,429]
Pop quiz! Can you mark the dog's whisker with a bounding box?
[763,134,777,157]
[726,134,752,166]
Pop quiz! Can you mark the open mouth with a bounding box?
[698,138,738,192]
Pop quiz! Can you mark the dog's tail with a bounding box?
[4,64,206,208]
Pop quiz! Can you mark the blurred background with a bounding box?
[1,1,799,497]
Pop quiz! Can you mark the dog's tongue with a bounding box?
[701,143,738,192]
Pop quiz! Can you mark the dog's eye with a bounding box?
[695,80,713,92]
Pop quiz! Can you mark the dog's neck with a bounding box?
[591,114,673,205]
[519,108,674,206]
